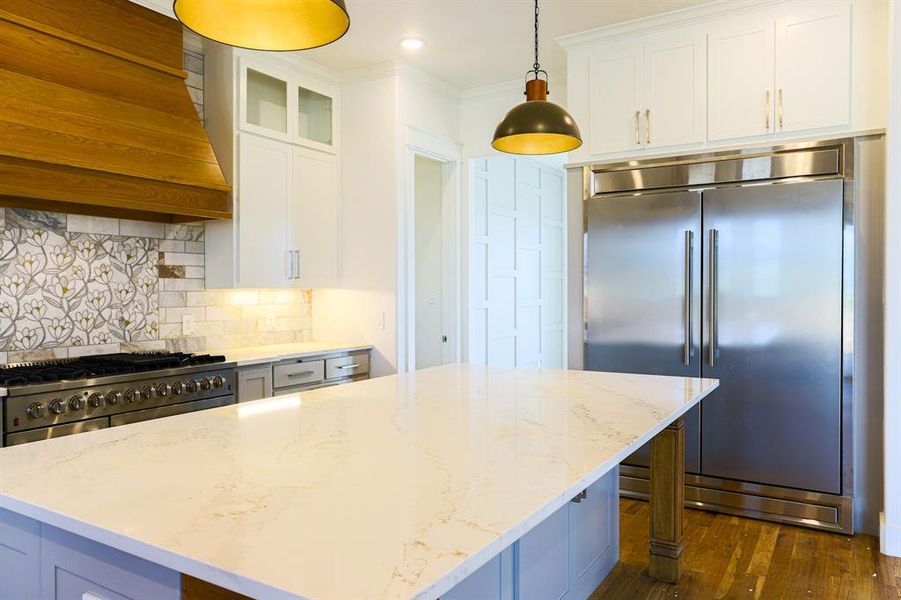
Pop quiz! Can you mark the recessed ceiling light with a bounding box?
[401,37,424,50]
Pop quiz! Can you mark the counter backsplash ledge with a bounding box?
[0,208,313,366]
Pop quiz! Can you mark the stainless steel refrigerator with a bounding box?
[583,140,855,532]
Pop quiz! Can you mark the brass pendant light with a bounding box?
[492,0,581,155]
[173,0,350,52]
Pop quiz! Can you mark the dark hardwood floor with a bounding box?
[592,499,901,599]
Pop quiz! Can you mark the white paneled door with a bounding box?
[470,157,566,368]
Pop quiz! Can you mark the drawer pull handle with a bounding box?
[336,364,360,370]
[287,370,316,378]
[83,594,106,600]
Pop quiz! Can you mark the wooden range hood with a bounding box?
[0,0,230,222]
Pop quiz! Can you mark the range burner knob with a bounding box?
[141,385,155,400]
[26,402,45,418]
[172,381,184,396]
[124,388,138,403]
[157,383,172,397]
[106,391,123,405]
[49,399,65,415]
[199,377,212,391]
[185,380,198,394]
[68,395,83,411]
[88,393,104,408]
[211,375,225,389]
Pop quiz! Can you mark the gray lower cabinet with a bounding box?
[0,508,180,600]
[236,350,371,403]
[441,467,619,600]
[236,365,273,402]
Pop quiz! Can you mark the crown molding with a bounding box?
[556,0,786,50]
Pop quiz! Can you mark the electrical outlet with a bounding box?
[182,314,195,336]
[375,312,385,331]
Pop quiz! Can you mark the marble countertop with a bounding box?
[213,341,373,367]
[0,364,718,599]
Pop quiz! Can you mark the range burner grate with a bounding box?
[0,352,226,386]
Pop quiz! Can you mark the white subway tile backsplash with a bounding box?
[68,343,121,358]
[161,278,204,291]
[159,291,187,308]
[0,208,5,228]
[184,266,204,279]
[162,252,205,266]
[67,214,119,235]
[163,306,206,323]
[185,241,204,253]
[159,240,186,253]
[120,219,165,238]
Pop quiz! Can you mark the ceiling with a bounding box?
[136,0,712,90]
[303,0,712,90]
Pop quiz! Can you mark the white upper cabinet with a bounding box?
[204,45,340,289]
[588,27,705,156]
[563,0,876,161]
[589,43,643,155]
[708,14,776,141]
[775,1,852,133]
[237,134,292,288]
[291,146,338,287]
[644,28,706,148]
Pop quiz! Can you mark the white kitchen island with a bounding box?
[0,364,717,599]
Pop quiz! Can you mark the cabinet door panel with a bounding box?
[237,134,290,288]
[708,15,775,141]
[237,366,273,402]
[775,1,851,132]
[291,148,338,287]
[517,503,567,600]
[568,470,619,598]
[0,508,40,600]
[645,28,707,148]
[589,44,643,156]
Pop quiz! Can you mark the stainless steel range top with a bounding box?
[0,352,236,446]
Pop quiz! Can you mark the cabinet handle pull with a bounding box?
[645,108,651,144]
[287,250,294,279]
[287,370,315,378]
[294,250,300,279]
[683,230,692,366]
[83,594,106,600]
[708,229,718,367]
[336,363,360,370]
[634,110,641,145]
[778,88,783,130]
[765,90,771,131]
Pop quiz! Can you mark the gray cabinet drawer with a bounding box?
[326,353,370,379]
[274,360,324,389]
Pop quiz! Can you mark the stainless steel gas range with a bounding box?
[0,352,237,446]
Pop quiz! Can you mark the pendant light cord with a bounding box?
[533,0,540,72]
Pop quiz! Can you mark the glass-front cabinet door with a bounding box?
[244,67,288,137]
[298,85,333,148]
[239,57,337,152]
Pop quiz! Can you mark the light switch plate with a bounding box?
[375,312,385,331]
[182,314,196,336]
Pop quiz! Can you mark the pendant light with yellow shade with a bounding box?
[492,0,582,155]
[173,0,350,52]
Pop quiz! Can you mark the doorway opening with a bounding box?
[414,155,447,369]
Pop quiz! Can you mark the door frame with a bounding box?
[399,125,462,372]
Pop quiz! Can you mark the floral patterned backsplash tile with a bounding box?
[0,227,159,351]
[0,209,313,363]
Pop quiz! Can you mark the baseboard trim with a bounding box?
[880,512,901,556]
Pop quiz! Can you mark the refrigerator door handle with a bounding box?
[708,228,718,366]
[683,230,693,365]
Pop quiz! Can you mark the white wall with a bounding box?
[314,63,461,376]
[882,0,901,558]
[414,156,445,369]
[313,75,399,376]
